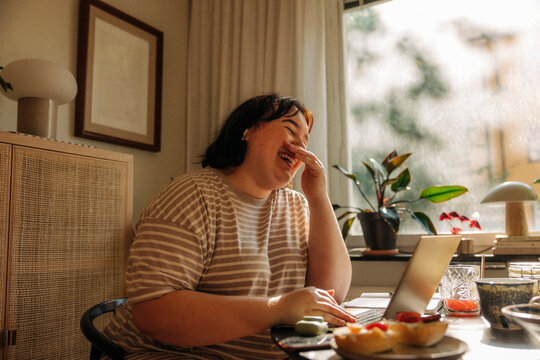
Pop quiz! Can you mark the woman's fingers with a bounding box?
[312,300,356,326]
[316,288,338,305]
[284,143,328,199]
[297,287,355,325]
[287,143,323,173]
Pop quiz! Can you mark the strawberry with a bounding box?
[396,312,422,323]
[365,322,388,331]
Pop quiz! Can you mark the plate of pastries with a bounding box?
[332,312,468,360]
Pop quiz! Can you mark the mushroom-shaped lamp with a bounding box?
[0,59,77,139]
[481,181,538,236]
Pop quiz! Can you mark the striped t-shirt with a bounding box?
[104,168,309,359]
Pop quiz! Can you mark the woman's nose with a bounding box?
[291,136,306,149]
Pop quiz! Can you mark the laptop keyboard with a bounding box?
[354,309,385,325]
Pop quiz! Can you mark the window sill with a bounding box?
[348,251,540,263]
[346,232,540,263]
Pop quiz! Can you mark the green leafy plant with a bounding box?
[535,179,540,184]
[333,150,468,239]
[0,65,13,93]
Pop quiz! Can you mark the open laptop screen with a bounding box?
[383,235,461,319]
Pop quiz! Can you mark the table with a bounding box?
[271,308,540,359]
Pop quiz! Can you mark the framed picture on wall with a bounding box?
[75,0,163,152]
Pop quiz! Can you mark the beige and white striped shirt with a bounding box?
[104,168,309,359]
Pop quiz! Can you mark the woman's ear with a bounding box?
[242,129,248,141]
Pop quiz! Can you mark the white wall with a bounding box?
[0,0,190,223]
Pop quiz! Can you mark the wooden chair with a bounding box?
[81,298,127,360]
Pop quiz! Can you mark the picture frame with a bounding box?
[75,0,163,151]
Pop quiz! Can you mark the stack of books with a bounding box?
[493,235,540,255]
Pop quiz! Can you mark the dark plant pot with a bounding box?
[358,212,397,251]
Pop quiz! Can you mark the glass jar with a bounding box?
[508,262,540,295]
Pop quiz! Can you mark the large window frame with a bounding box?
[336,0,540,250]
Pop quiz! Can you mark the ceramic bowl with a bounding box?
[502,304,540,345]
[475,278,536,330]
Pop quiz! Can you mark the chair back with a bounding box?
[81,298,127,360]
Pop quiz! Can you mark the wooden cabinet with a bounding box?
[0,131,133,359]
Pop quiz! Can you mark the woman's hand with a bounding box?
[285,143,327,201]
[270,287,356,326]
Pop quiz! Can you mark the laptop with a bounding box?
[346,235,461,323]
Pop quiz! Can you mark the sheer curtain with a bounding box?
[185,0,349,203]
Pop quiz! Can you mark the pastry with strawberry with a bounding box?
[333,321,400,354]
[390,312,448,347]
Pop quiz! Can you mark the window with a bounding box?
[343,0,540,235]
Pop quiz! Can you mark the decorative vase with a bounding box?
[358,212,398,254]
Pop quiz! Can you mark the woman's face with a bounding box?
[242,109,310,191]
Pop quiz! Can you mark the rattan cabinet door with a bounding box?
[5,145,129,360]
[0,143,11,352]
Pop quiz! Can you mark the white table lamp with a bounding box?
[481,181,540,254]
[1,59,77,139]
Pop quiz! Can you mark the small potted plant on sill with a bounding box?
[439,211,482,255]
[439,211,482,235]
[333,150,468,254]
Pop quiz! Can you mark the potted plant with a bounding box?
[333,150,468,252]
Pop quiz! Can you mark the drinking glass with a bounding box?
[440,264,480,316]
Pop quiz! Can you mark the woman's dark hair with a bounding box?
[201,94,313,169]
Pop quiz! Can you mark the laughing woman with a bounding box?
[104,94,353,359]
